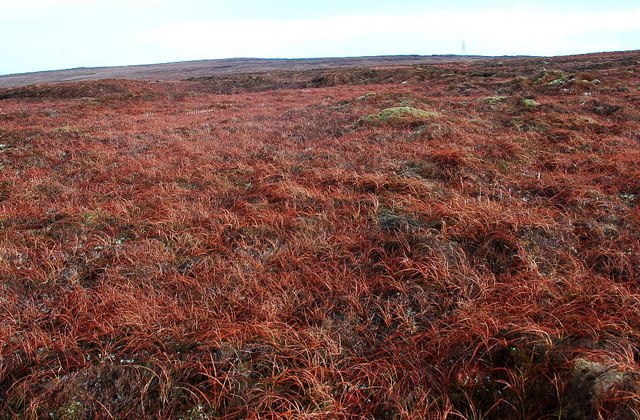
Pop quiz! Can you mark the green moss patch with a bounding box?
[362,106,440,127]
[479,96,508,103]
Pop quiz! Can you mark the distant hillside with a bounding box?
[0,55,503,88]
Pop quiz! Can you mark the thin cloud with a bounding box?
[2,0,161,5]
[138,8,640,57]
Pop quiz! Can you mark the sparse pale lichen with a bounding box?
[548,73,574,85]
[479,96,508,103]
[53,399,83,420]
[356,92,377,100]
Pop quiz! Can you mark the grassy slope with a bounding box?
[1,51,640,418]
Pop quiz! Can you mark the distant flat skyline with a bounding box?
[2,0,639,75]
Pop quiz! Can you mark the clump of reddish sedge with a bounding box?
[1,51,640,418]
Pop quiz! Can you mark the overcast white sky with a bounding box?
[1,0,639,75]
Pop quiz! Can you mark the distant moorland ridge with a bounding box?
[0,55,514,88]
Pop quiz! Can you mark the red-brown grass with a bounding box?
[1,51,640,419]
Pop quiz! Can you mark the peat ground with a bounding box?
[0,55,497,88]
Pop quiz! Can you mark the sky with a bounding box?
[1,0,639,75]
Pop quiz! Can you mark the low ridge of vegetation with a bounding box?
[1,50,639,419]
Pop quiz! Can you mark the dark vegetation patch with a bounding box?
[186,66,446,94]
[0,80,163,101]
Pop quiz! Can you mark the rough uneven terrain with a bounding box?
[0,55,497,88]
[1,51,640,418]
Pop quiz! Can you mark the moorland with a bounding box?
[1,51,640,418]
